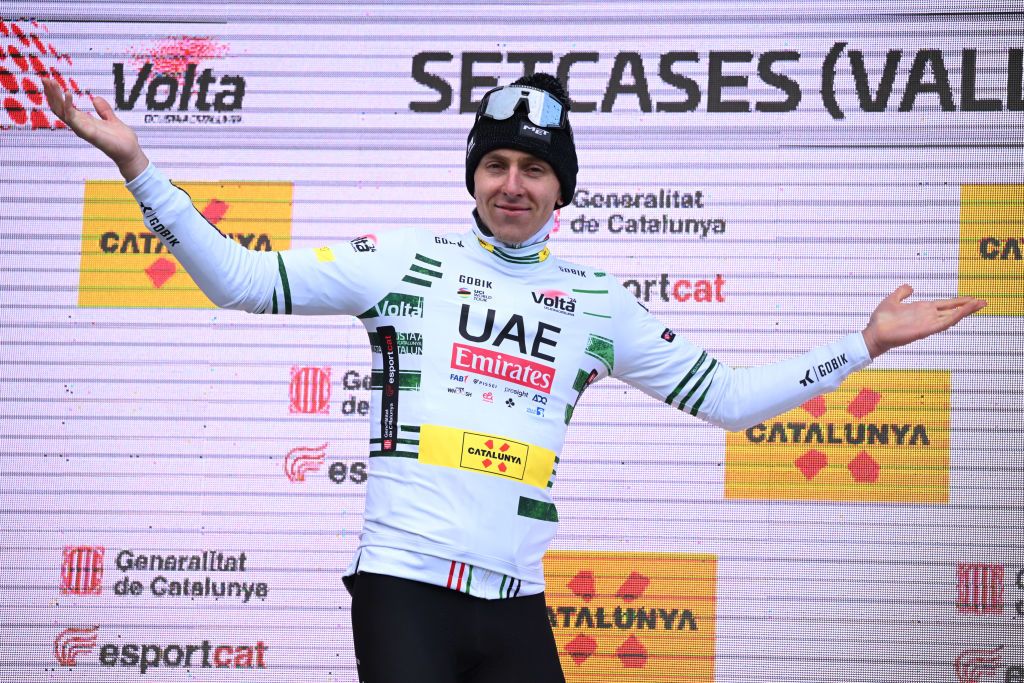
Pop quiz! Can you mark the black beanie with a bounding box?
[465,73,578,209]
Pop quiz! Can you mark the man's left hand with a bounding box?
[862,284,987,359]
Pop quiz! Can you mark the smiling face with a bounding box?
[473,148,562,246]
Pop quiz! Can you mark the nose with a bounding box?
[501,166,523,196]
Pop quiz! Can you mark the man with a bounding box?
[43,72,984,683]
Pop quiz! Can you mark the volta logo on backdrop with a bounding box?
[725,370,950,503]
[78,180,292,308]
[543,551,716,682]
[958,184,1023,316]
[0,18,88,130]
[114,36,246,122]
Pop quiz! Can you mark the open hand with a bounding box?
[861,284,986,358]
[42,77,149,180]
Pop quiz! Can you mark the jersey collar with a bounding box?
[471,210,553,265]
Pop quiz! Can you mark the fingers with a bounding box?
[884,283,914,306]
[93,95,115,121]
[42,77,68,120]
[934,296,987,311]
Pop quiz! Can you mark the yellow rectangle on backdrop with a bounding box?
[725,370,950,503]
[959,184,1023,316]
[78,180,292,308]
[544,551,717,683]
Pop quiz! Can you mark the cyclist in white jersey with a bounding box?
[43,73,985,683]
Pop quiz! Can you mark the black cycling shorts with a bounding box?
[347,571,566,683]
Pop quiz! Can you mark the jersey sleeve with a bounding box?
[608,282,872,432]
[126,163,410,316]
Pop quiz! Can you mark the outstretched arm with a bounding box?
[861,284,986,358]
[611,283,987,432]
[42,78,149,181]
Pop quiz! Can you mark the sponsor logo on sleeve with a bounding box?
[78,181,292,308]
[959,184,1023,316]
[726,370,950,503]
[798,353,849,386]
[544,551,716,682]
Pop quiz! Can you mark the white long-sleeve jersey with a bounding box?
[127,164,871,598]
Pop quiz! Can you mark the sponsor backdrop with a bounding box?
[0,2,1020,682]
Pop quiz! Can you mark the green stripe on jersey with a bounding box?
[369,450,419,459]
[518,496,558,522]
[666,351,707,406]
[584,334,614,373]
[401,274,434,288]
[409,264,442,278]
[276,253,292,314]
[679,359,718,412]
[414,253,442,268]
[370,370,422,390]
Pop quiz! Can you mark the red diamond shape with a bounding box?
[499,442,509,452]
[498,462,507,473]
[567,570,596,601]
[201,198,229,224]
[801,395,827,418]
[848,451,880,483]
[481,459,492,468]
[794,450,828,481]
[484,439,494,449]
[616,634,648,668]
[614,572,650,602]
[847,388,882,419]
[565,634,596,665]
[145,257,176,288]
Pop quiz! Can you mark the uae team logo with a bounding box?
[1,18,88,130]
[725,370,950,503]
[78,180,292,308]
[959,184,1023,316]
[544,551,716,682]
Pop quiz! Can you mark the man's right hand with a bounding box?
[42,77,150,181]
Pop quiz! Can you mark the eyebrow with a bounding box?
[483,151,550,167]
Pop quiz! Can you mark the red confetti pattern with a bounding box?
[2,19,84,130]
